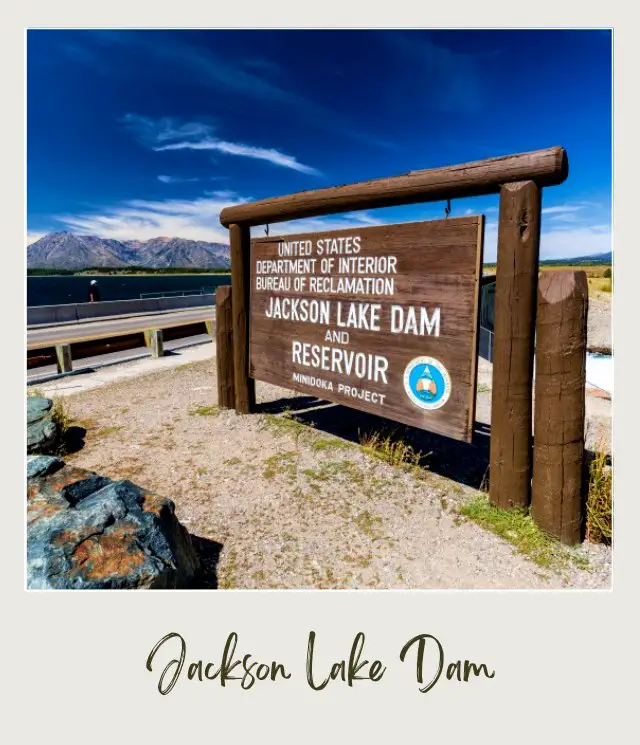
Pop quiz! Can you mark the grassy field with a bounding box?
[483,264,612,297]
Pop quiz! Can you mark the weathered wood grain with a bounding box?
[532,270,588,544]
[215,285,235,409]
[467,220,485,437]
[220,147,567,227]
[249,218,483,442]
[230,223,256,414]
[490,181,541,508]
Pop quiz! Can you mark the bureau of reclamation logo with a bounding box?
[403,356,451,410]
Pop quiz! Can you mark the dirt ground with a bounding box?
[48,351,611,591]
[587,295,612,351]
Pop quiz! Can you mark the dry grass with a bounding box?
[50,397,73,434]
[483,264,612,298]
[588,277,612,295]
[586,445,613,544]
[188,405,220,417]
[541,264,610,278]
[359,431,424,470]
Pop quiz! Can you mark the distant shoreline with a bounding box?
[27,269,231,277]
[483,261,612,272]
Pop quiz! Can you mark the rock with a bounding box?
[26,455,64,479]
[27,456,201,589]
[27,397,60,454]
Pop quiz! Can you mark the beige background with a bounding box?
[6,5,635,742]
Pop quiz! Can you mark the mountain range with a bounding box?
[27,232,612,271]
[27,232,231,269]
[540,251,612,265]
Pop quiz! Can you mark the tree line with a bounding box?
[27,266,231,276]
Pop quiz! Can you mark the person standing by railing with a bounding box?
[88,280,101,303]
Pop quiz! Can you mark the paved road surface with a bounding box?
[28,339,215,395]
[27,307,215,350]
[27,334,212,382]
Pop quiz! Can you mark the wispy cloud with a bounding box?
[384,32,498,114]
[253,210,385,237]
[122,114,213,146]
[48,190,610,262]
[542,203,590,224]
[156,139,320,175]
[542,204,585,215]
[124,114,320,176]
[539,226,611,259]
[55,193,245,243]
[549,212,580,223]
[71,31,392,149]
[51,191,383,244]
[157,175,201,184]
[482,220,610,262]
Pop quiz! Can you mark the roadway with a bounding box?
[27,333,213,383]
[27,306,216,350]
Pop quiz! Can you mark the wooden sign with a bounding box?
[249,217,484,442]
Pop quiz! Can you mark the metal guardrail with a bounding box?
[479,326,494,363]
[140,288,206,299]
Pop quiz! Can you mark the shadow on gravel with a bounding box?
[256,395,329,415]
[61,425,87,456]
[262,396,492,490]
[189,535,224,589]
[258,397,610,504]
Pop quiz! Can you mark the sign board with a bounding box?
[249,217,484,442]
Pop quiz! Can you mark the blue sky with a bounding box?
[27,29,612,261]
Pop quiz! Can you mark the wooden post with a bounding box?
[55,344,72,374]
[230,223,256,414]
[205,320,214,337]
[215,286,235,409]
[490,181,541,509]
[220,147,567,227]
[532,271,588,544]
[144,329,164,359]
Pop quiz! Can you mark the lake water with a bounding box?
[27,274,232,307]
[586,353,614,395]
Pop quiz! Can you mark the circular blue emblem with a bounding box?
[403,356,452,410]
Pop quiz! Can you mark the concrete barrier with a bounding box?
[27,304,79,325]
[27,294,216,327]
[144,329,164,359]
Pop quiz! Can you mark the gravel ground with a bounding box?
[587,295,612,351]
[48,353,611,590]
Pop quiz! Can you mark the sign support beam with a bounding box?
[230,222,255,414]
[532,270,588,544]
[215,285,235,409]
[489,180,541,508]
